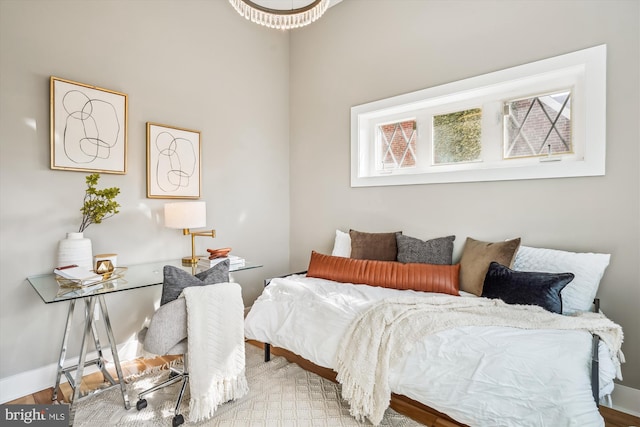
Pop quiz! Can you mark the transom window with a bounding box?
[351,45,606,187]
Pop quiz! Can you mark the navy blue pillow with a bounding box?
[481,262,574,314]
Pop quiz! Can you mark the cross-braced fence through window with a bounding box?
[378,120,417,171]
[504,91,572,159]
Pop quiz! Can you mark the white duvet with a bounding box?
[244,274,618,427]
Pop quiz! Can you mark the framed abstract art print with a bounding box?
[50,76,128,174]
[146,122,201,199]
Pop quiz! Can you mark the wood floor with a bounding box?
[5,354,180,405]
[6,348,639,427]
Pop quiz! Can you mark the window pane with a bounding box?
[433,108,482,165]
[504,91,572,158]
[377,120,417,171]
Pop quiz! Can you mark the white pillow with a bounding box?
[513,245,611,314]
[331,230,351,258]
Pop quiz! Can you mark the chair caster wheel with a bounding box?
[136,399,147,411]
[172,414,184,426]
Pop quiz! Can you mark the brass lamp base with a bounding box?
[182,256,200,266]
[180,228,215,267]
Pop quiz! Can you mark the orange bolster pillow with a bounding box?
[306,251,460,296]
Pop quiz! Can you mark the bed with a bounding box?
[244,232,624,427]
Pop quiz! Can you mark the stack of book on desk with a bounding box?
[53,264,105,296]
[53,265,103,284]
[198,255,245,270]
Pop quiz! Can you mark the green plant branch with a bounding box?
[78,173,121,233]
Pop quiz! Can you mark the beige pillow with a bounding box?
[459,237,521,296]
[349,230,401,261]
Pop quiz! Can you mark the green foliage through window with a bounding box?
[433,108,482,164]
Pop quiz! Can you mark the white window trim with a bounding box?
[351,45,606,187]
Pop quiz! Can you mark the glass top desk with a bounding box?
[28,259,262,304]
[27,259,261,425]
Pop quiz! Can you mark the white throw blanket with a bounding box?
[182,282,249,422]
[335,296,624,426]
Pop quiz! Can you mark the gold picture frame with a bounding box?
[50,76,128,174]
[146,122,201,199]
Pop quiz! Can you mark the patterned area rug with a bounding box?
[74,343,422,426]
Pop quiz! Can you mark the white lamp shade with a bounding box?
[164,202,207,229]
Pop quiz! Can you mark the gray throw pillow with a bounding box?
[396,234,455,265]
[160,260,230,305]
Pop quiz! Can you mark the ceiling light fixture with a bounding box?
[229,0,330,30]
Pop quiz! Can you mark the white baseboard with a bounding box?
[604,384,640,417]
[0,339,141,404]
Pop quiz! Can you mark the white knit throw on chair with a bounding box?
[182,282,249,422]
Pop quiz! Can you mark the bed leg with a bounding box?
[591,334,600,404]
[264,343,271,362]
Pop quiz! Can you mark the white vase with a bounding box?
[57,232,93,270]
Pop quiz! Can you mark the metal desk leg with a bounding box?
[87,300,117,387]
[98,295,130,409]
[68,296,98,426]
[87,298,104,358]
[52,299,76,402]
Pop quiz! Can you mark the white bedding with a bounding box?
[244,274,618,427]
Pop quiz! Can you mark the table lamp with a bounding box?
[164,201,216,266]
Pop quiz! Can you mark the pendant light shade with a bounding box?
[229,0,330,30]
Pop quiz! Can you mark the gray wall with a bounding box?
[289,0,640,390]
[0,0,290,381]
